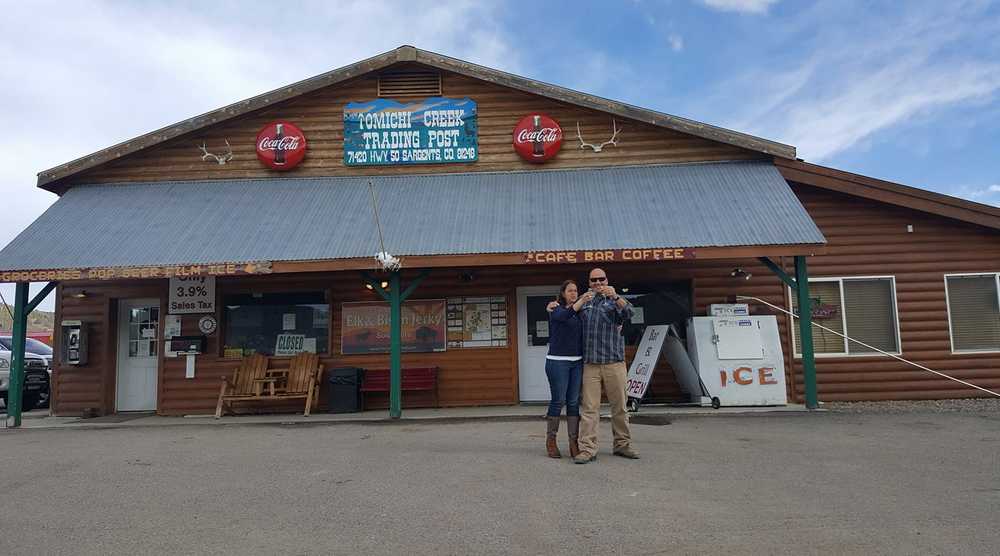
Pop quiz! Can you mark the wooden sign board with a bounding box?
[523,248,695,265]
[0,261,272,283]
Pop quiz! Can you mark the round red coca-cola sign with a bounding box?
[256,121,307,170]
[513,113,562,163]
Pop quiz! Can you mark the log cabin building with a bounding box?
[2,45,999,417]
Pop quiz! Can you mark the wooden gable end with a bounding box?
[58,63,764,190]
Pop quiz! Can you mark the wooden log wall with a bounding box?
[49,259,790,416]
[64,64,762,188]
[47,183,1000,416]
[787,183,1000,401]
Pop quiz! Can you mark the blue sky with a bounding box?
[1,0,999,309]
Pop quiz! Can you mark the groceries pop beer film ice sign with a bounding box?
[343,97,477,166]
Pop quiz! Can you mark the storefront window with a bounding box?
[945,274,1000,352]
[621,282,692,345]
[791,277,900,356]
[223,291,329,357]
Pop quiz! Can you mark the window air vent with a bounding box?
[378,71,442,98]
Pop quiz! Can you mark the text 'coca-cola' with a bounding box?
[512,113,563,163]
[256,121,307,170]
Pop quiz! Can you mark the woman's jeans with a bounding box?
[545,358,583,417]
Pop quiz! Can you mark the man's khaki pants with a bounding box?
[578,361,631,456]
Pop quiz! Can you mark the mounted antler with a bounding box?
[198,140,233,165]
[576,120,621,153]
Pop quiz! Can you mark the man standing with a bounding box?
[574,267,638,464]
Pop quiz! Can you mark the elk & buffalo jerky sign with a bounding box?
[0,262,273,283]
[523,248,696,265]
[343,97,477,166]
[341,299,447,354]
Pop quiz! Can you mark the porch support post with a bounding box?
[7,282,30,427]
[794,256,819,409]
[757,257,797,290]
[26,282,57,314]
[364,270,430,419]
[388,272,403,419]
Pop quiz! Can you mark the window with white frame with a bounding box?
[945,273,1000,352]
[790,277,900,356]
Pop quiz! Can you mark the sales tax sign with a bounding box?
[626,325,669,399]
[343,97,477,166]
[341,299,447,354]
[169,276,216,314]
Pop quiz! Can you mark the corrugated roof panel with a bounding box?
[0,161,825,271]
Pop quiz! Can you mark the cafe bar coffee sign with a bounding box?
[343,97,477,166]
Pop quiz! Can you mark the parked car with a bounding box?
[0,342,50,411]
[0,336,53,369]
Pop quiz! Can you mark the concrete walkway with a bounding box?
[4,403,812,430]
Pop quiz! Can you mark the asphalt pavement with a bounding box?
[0,406,997,555]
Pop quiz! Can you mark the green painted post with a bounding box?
[795,256,819,409]
[7,282,29,427]
[389,271,402,419]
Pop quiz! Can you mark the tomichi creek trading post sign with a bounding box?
[343,97,477,166]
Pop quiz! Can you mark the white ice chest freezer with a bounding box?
[682,310,788,406]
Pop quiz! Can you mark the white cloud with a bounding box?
[957,184,1000,207]
[668,34,685,52]
[694,1,1000,162]
[699,0,779,14]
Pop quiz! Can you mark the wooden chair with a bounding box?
[215,353,322,417]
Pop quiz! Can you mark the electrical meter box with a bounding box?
[686,316,787,406]
[60,320,88,366]
[168,336,206,355]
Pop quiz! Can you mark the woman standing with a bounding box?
[543,280,592,458]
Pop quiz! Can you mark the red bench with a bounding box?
[360,367,439,408]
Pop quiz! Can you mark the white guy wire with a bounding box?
[736,295,1000,399]
[367,180,388,257]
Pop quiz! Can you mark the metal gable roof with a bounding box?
[0,161,825,272]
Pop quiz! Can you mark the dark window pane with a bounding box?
[947,275,1000,351]
[223,291,329,357]
[620,282,692,346]
[844,279,898,353]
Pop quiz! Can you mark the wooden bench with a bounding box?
[360,367,439,408]
[215,353,322,418]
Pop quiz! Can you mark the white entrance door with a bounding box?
[116,299,160,412]
[517,286,561,402]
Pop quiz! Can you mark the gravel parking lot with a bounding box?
[1,402,997,555]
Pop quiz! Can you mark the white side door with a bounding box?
[517,286,561,402]
[116,299,160,412]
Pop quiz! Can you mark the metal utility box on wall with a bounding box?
[60,320,88,366]
[686,316,787,406]
[168,336,206,355]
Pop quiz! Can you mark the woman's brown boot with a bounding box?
[546,417,561,458]
[567,416,581,458]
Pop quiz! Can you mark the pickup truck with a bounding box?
[0,348,50,411]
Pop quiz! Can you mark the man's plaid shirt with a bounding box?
[579,293,634,364]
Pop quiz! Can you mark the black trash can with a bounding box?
[327,367,364,413]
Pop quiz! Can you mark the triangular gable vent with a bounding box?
[378,71,442,98]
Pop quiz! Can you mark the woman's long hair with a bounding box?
[557,279,577,306]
